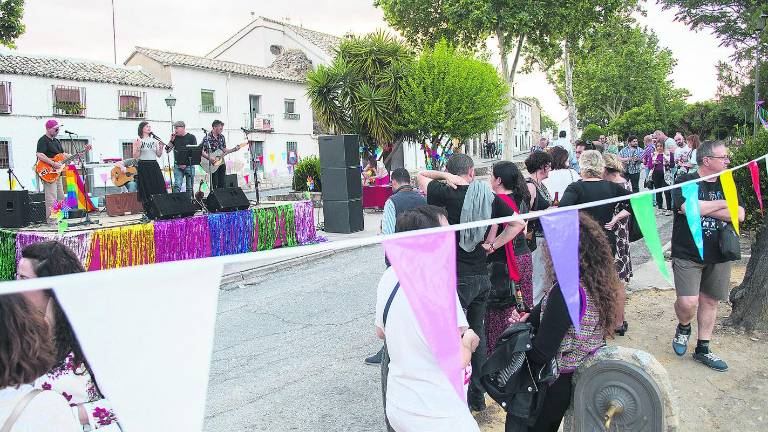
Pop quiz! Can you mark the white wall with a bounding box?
[0,73,169,192]
[212,22,329,68]
[165,67,317,179]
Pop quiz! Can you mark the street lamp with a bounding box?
[164,94,177,130]
[754,14,767,137]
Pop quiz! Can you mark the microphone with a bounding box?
[150,132,172,151]
[64,130,77,135]
[202,128,208,134]
[240,127,250,134]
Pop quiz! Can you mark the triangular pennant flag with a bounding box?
[382,231,464,402]
[749,161,764,214]
[540,209,581,331]
[54,260,223,431]
[681,183,704,261]
[631,194,673,282]
[720,170,740,235]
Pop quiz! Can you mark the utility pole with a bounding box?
[111,0,117,63]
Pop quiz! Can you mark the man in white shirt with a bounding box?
[551,130,573,165]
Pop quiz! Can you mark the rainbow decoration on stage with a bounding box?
[64,165,96,212]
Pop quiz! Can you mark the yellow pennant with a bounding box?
[720,170,740,235]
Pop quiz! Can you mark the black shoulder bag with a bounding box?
[718,222,741,261]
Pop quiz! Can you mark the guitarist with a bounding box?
[36,119,67,223]
[201,119,232,190]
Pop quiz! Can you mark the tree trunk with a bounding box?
[497,31,525,161]
[728,218,768,332]
[563,40,579,142]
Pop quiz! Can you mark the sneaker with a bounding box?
[672,327,690,356]
[364,348,383,365]
[692,351,728,372]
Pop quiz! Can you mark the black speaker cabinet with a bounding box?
[146,193,197,220]
[29,202,47,224]
[29,192,45,203]
[0,190,30,228]
[319,135,360,168]
[323,199,364,233]
[320,167,363,201]
[205,187,250,212]
[224,174,238,188]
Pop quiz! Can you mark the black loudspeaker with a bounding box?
[0,191,30,228]
[319,135,360,168]
[146,193,197,220]
[320,167,363,200]
[323,198,364,233]
[29,192,45,203]
[225,174,238,188]
[205,187,250,212]
[29,202,46,224]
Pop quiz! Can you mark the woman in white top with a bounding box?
[376,205,481,432]
[132,121,167,213]
[0,294,80,432]
[542,146,581,202]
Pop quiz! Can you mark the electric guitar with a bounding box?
[111,166,138,187]
[35,145,93,183]
[200,142,249,174]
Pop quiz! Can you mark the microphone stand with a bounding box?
[155,133,175,193]
[68,132,98,226]
[7,167,25,190]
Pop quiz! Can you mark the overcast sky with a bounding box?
[11,0,733,122]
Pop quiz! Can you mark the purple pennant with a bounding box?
[540,210,582,331]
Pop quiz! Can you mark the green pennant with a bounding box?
[630,194,672,283]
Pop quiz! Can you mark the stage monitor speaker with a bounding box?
[106,192,143,216]
[323,199,363,233]
[29,202,46,224]
[29,192,45,203]
[319,135,360,168]
[225,174,238,189]
[320,167,363,201]
[205,187,250,213]
[146,192,197,220]
[0,190,30,228]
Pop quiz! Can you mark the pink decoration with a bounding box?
[749,161,764,213]
[382,231,464,403]
[15,232,92,268]
[154,216,212,262]
[244,174,250,185]
[293,201,316,245]
[99,173,109,183]
[540,210,582,331]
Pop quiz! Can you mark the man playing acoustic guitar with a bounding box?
[202,119,236,190]
[36,119,68,223]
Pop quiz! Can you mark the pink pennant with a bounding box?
[749,161,764,214]
[382,231,464,402]
[540,210,582,331]
[244,174,250,184]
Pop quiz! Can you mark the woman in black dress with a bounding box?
[132,121,167,215]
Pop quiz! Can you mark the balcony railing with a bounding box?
[284,112,300,120]
[243,113,274,132]
[200,104,221,113]
[0,81,11,114]
[52,85,86,116]
[118,90,147,119]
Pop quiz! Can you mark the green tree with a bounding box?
[606,103,663,138]
[540,112,558,136]
[550,20,684,128]
[306,32,413,161]
[399,41,509,168]
[580,124,604,143]
[0,0,25,48]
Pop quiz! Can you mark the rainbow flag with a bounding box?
[64,165,96,212]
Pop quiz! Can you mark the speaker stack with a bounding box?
[146,192,198,220]
[318,135,364,233]
[205,187,250,212]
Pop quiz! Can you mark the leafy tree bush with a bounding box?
[607,103,663,138]
[291,156,322,192]
[580,124,604,143]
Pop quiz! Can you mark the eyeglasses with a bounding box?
[707,155,730,161]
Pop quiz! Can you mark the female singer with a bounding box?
[132,121,167,215]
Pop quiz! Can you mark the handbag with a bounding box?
[1,389,43,432]
[718,222,741,261]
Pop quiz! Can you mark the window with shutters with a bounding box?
[52,85,86,116]
[0,141,9,169]
[200,89,220,113]
[118,90,146,118]
[0,82,11,114]
[121,141,134,160]
[283,99,299,120]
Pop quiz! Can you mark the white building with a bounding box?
[0,51,171,193]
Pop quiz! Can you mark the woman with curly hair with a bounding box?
[0,294,81,430]
[524,151,553,304]
[483,161,531,355]
[506,213,619,432]
[17,241,119,429]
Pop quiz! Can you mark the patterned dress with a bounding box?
[486,253,533,355]
[613,180,633,282]
[34,352,119,430]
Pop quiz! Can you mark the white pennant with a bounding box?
[53,260,223,432]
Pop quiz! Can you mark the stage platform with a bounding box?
[0,200,318,280]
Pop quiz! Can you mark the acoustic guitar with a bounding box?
[111,166,138,187]
[35,145,93,183]
[200,142,248,174]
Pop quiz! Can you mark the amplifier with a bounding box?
[146,193,197,220]
[205,187,250,213]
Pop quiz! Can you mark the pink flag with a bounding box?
[749,161,763,214]
[540,210,582,331]
[383,231,464,402]
[244,174,250,185]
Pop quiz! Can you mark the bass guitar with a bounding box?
[111,166,138,187]
[35,145,93,183]
[200,142,248,174]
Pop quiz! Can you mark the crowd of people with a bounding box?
[371,131,744,431]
